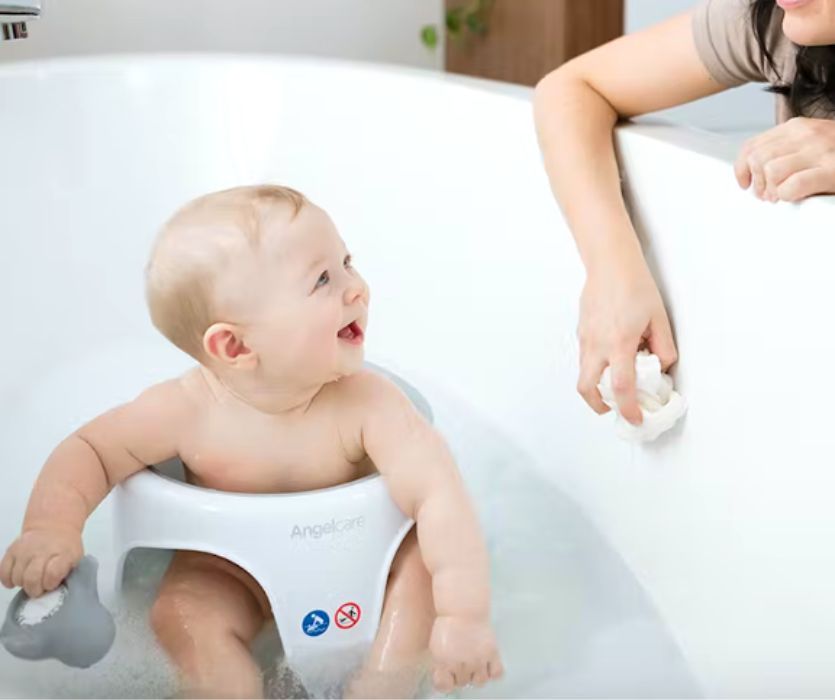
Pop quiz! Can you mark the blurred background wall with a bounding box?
[0,1,443,68]
[0,0,772,133]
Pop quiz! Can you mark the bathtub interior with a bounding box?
[0,331,699,698]
[0,56,752,696]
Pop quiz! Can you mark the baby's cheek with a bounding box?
[307,319,340,356]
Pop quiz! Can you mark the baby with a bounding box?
[0,185,503,698]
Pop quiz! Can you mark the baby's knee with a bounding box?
[149,588,201,644]
[150,573,265,649]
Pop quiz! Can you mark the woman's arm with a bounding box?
[533,10,726,422]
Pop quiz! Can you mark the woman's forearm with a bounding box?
[534,67,646,274]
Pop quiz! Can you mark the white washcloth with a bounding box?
[597,351,687,442]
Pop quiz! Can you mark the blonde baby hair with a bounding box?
[145,184,307,360]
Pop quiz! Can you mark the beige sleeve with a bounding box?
[691,0,768,86]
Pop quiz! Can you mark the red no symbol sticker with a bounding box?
[335,602,361,629]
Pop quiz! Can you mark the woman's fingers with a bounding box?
[750,157,767,199]
[735,128,784,190]
[736,117,835,201]
[577,354,610,414]
[736,122,803,197]
[580,321,676,424]
[746,141,799,198]
[610,349,642,426]
[734,135,758,187]
[734,155,752,190]
[577,264,674,424]
[648,314,678,371]
[777,166,834,202]
[763,151,819,200]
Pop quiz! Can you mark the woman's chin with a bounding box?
[782,15,835,46]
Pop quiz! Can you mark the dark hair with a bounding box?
[750,0,835,116]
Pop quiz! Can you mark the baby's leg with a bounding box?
[344,529,435,699]
[150,550,270,699]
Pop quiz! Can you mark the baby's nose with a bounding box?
[343,279,368,304]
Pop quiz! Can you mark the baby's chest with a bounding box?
[178,413,368,494]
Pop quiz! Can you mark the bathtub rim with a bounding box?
[0,48,810,187]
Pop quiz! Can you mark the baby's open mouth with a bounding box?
[337,320,364,345]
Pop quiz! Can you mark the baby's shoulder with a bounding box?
[177,367,210,403]
[130,370,204,422]
[329,368,406,409]
[326,370,421,435]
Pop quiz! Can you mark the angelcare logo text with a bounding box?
[290,515,365,540]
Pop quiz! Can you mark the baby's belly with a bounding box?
[182,455,377,494]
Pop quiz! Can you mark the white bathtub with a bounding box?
[0,54,832,698]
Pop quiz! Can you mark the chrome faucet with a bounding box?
[0,1,40,41]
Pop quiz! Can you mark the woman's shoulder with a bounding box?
[691,0,792,88]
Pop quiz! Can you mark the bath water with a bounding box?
[0,344,700,698]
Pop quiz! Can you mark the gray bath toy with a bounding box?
[0,555,115,668]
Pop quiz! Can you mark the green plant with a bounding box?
[421,0,495,49]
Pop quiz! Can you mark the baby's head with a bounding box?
[146,185,369,388]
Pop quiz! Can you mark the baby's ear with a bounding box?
[203,323,255,368]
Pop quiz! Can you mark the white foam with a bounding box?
[16,586,67,626]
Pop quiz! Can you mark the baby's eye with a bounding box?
[344,254,352,269]
[315,270,330,290]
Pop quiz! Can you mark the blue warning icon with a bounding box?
[301,609,330,637]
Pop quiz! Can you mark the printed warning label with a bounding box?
[335,602,361,630]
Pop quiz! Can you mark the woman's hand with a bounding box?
[577,255,678,425]
[735,117,835,203]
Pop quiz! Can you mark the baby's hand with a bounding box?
[0,528,83,598]
[429,615,504,692]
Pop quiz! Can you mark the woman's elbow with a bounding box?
[533,62,594,133]
[535,61,577,100]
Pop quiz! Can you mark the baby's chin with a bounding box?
[336,350,365,379]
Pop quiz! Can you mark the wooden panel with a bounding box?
[563,0,625,60]
[445,0,623,86]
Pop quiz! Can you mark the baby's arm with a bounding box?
[0,379,194,597]
[346,372,503,691]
